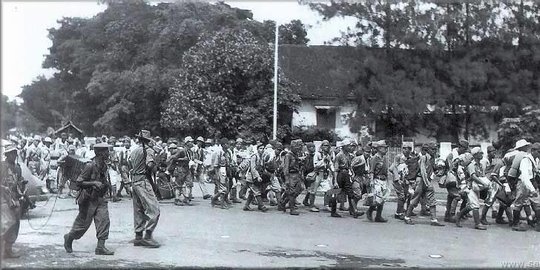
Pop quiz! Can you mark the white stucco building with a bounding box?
[279,45,361,139]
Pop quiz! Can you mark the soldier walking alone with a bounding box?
[63,143,115,255]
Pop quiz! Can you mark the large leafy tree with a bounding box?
[161,29,300,141]
[19,0,308,136]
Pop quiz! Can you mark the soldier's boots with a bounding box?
[330,201,341,218]
[512,210,528,232]
[95,239,114,255]
[289,196,300,216]
[480,207,490,225]
[495,206,509,224]
[140,231,160,248]
[3,242,20,259]
[230,192,242,204]
[302,193,310,207]
[243,194,254,211]
[374,205,388,223]
[309,194,319,212]
[64,233,74,253]
[455,207,469,228]
[472,209,487,230]
[366,206,376,221]
[255,195,268,212]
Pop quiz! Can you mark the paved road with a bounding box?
[3,187,540,269]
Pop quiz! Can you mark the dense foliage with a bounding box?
[161,29,300,140]
[18,0,308,137]
[306,0,540,143]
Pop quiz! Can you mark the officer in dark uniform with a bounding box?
[63,143,114,255]
[1,145,24,258]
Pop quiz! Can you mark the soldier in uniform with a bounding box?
[330,139,362,218]
[1,145,24,258]
[129,130,160,248]
[367,140,391,222]
[193,137,212,200]
[310,140,334,212]
[26,135,41,176]
[279,139,305,215]
[404,142,445,226]
[116,138,132,197]
[168,138,193,206]
[390,141,414,220]
[212,138,235,209]
[244,142,268,212]
[508,140,538,231]
[63,143,115,255]
[301,142,316,208]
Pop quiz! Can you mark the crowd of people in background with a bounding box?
[3,129,540,254]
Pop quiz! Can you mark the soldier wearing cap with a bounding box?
[243,142,268,212]
[26,135,42,176]
[116,138,132,198]
[128,130,160,248]
[63,143,115,255]
[279,139,305,215]
[507,139,539,231]
[309,140,334,212]
[389,141,416,220]
[191,136,211,200]
[330,139,361,218]
[40,137,56,193]
[404,142,445,226]
[453,147,488,230]
[366,140,391,222]
[301,142,316,208]
[1,144,25,258]
[529,142,540,232]
[167,137,193,206]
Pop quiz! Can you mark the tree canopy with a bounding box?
[306,0,540,143]
[161,28,300,140]
[18,0,308,137]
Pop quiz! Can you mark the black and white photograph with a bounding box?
[1,0,540,268]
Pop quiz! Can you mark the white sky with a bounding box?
[1,1,357,101]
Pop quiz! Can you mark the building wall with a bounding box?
[292,100,357,139]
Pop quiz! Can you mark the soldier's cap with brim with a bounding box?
[256,141,265,148]
[93,143,111,151]
[291,139,303,148]
[169,143,178,149]
[514,139,531,150]
[341,139,353,147]
[321,140,330,147]
[3,144,17,154]
[219,138,229,145]
[471,147,482,156]
[402,141,414,149]
[458,139,469,148]
[205,139,213,144]
[236,138,243,143]
[135,130,153,142]
[375,140,387,148]
[184,136,194,143]
[196,136,204,143]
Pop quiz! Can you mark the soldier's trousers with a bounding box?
[68,199,109,240]
[132,180,160,233]
[1,203,20,244]
[284,173,304,197]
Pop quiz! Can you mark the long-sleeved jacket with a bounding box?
[313,150,334,173]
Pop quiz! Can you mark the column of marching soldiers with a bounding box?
[2,129,540,258]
